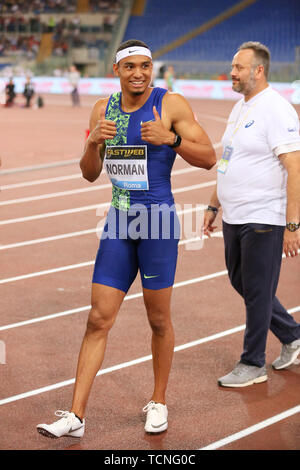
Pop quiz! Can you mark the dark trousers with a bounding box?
[222,221,300,367]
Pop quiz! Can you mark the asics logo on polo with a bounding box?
[144,274,159,279]
[245,120,254,128]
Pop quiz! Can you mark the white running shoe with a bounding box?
[37,410,85,438]
[143,401,168,433]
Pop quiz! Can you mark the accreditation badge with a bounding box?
[217,145,233,174]
[104,145,148,190]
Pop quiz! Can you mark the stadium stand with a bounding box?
[0,0,299,80]
[153,0,300,63]
[0,0,124,76]
[123,0,300,80]
[123,0,241,53]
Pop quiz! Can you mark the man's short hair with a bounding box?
[238,41,271,78]
[116,39,150,54]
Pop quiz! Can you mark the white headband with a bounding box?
[115,46,152,64]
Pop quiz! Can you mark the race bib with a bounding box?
[104,145,148,190]
[217,145,233,174]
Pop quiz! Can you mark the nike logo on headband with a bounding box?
[115,46,152,63]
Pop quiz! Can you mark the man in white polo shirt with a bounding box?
[204,41,300,387]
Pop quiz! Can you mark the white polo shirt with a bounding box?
[217,85,300,225]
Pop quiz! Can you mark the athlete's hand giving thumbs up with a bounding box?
[89,106,117,145]
[140,106,175,146]
[80,101,116,182]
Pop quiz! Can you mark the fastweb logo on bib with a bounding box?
[104,145,149,190]
[106,147,146,158]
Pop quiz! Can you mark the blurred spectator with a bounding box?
[47,15,55,32]
[23,76,35,107]
[103,15,115,32]
[53,67,62,76]
[0,0,121,14]
[68,64,80,106]
[89,0,121,12]
[0,34,40,58]
[29,15,42,32]
[70,15,80,31]
[0,0,121,62]
[164,66,176,92]
[5,77,16,106]
[37,95,44,107]
[151,61,163,86]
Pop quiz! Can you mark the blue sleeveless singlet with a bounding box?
[92,87,179,292]
[104,87,177,210]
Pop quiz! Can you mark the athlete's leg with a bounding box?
[70,283,126,420]
[137,207,179,405]
[143,286,174,404]
[70,224,139,419]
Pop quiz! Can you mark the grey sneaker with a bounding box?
[272,339,300,370]
[218,362,268,387]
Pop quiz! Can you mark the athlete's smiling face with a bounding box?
[114,55,153,96]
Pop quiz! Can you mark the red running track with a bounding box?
[0,94,299,451]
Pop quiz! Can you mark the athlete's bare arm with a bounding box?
[140,92,216,169]
[80,98,116,182]
[166,93,216,168]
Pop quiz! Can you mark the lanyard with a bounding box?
[218,102,258,175]
[228,101,258,145]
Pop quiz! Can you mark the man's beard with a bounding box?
[232,69,256,96]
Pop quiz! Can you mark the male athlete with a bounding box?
[37,39,216,438]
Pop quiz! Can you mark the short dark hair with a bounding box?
[116,39,150,54]
[238,41,271,78]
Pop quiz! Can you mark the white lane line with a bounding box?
[0,142,222,190]
[1,243,298,332]
[173,180,216,194]
[0,183,111,206]
[0,261,94,285]
[0,228,223,251]
[0,268,229,330]
[0,250,224,286]
[199,405,300,450]
[0,203,107,226]
[0,228,98,250]
[0,166,196,191]
[0,178,216,207]
[0,305,299,406]
[0,244,297,286]
[0,159,80,175]
[0,180,216,225]
[0,204,222,251]
[0,325,244,406]
[0,205,207,251]
[1,173,82,190]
